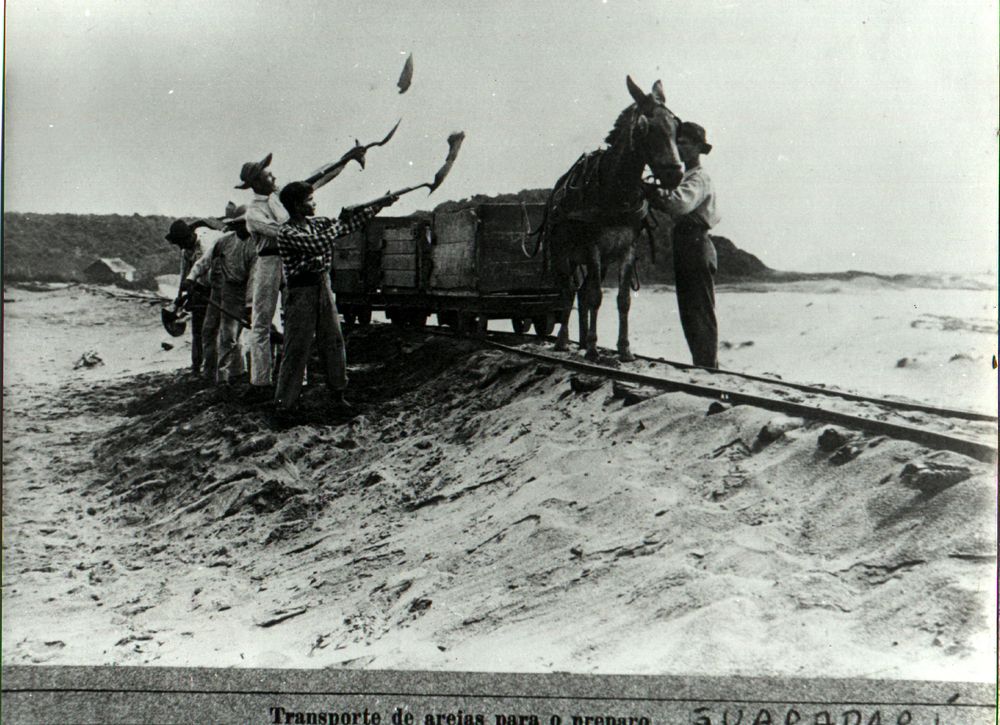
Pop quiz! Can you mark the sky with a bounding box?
[3,0,998,274]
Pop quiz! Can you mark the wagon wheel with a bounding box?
[511,318,530,334]
[357,307,372,326]
[532,314,555,337]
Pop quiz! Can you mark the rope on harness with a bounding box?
[520,201,543,258]
[643,215,657,266]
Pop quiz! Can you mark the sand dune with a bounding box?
[2,284,996,680]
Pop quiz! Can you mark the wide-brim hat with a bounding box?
[164,218,193,243]
[678,121,712,154]
[235,152,273,189]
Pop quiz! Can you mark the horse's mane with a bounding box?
[603,103,639,147]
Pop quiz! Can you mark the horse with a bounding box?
[530,76,684,362]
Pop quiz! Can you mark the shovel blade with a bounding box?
[397,53,413,94]
[161,307,188,337]
[429,131,465,193]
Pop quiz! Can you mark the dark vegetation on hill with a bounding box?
[5,199,773,288]
[3,212,177,290]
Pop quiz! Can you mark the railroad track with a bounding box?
[485,329,998,423]
[418,324,998,464]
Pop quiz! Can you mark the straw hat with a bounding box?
[235,152,273,189]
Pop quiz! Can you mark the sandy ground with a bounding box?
[2,282,997,681]
[541,279,999,415]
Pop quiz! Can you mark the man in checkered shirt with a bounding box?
[273,181,398,414]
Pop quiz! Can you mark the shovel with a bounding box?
[161,298,284,345]
[161,306,189,337]
[161,295,247,337]
[305,119,402,185]
[345,131,465,211]
[397,53,414,94]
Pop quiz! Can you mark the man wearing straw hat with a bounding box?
[236,153,286,396]
[236,149,366,398]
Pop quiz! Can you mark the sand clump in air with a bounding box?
[1,284,996,680]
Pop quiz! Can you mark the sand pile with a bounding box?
[2,316,995,680]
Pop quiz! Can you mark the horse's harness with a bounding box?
[546,150,657,291]
[556,150,650,228]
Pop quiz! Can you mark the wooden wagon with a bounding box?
[332,202,563,335]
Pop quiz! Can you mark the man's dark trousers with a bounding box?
[274,273,348,411]
[201,274,224,381]
[673,221,719,368]
[188,283,212,373]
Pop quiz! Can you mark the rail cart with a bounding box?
[333,203,564,335]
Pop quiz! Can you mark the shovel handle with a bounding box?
[349,183,434,211]
[204,296,251,330]
[341,185,425,215]
[306,119,402,186]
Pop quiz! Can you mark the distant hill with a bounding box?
[15,202,978,291]
[4,202,773,289]
[3,212,181,289]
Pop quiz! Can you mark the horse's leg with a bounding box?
[617,245,638,362]
[576,285,588,349]
[554,269,574,352]
[583,252,603,361]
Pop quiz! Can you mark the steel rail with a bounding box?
[484,329,998,424]
[417,325,997,464]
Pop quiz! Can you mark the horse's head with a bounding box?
[625,76,684,191]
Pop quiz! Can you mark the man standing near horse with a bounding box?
[649,121,720,368]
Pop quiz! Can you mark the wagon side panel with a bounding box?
[430,209,478,290]
[331,228,367,296]
[380,219,426,290]
[476,203,550,293]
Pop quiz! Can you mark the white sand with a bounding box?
[554,282,997,415]
[2,282,996,680]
